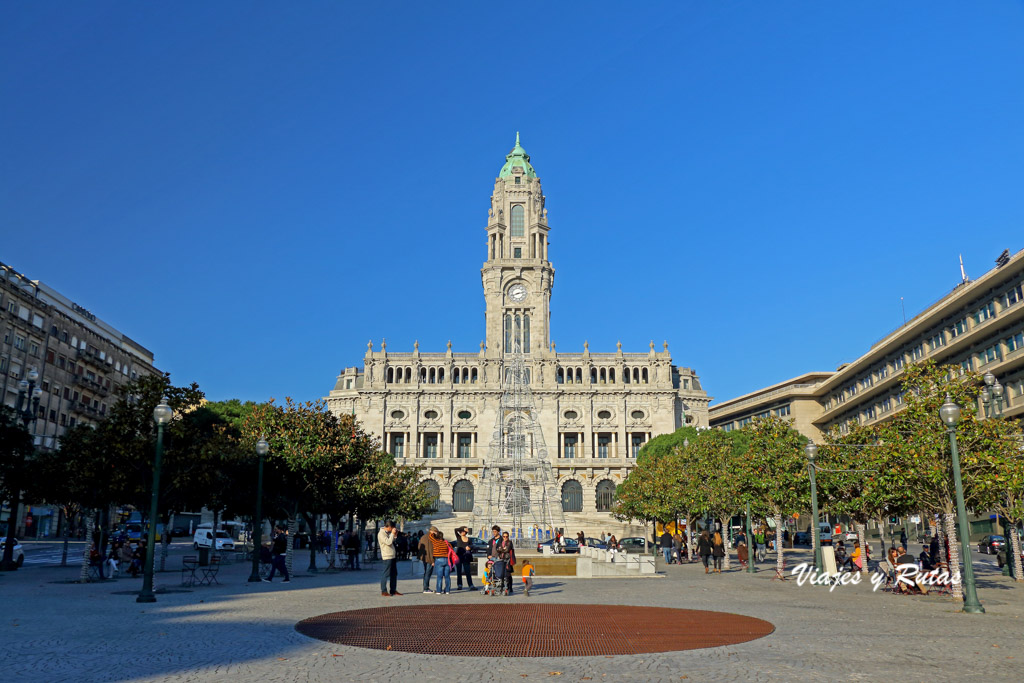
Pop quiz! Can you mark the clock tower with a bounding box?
[482,133,554,357]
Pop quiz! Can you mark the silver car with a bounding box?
[0,538,24,567]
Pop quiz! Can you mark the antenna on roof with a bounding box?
[959,254,969,284]
[900,297,906,325]
[996,249,1010,268]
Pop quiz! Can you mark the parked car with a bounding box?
[817,523,833,546]
[581,537,607,549]
[617,537,648,553]
[536,538,579,554]
[793,532,811,546]
[125,523,144,542]
[978,535,1006,555]
[170,526,189,538]
[192,526,235,551]
[996,546,1023,569]
[468,537,490,557]
[0,538,24,567]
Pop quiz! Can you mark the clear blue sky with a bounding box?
[3,2,1023,405]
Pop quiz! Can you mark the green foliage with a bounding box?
[735,416,808,518]
[0,406,34,515]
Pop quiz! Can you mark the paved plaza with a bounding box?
[2,542,1023,682]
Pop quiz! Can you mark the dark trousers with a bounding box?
[713,556,723,570]
[422,561,434,590]
[380,557,397,594]
[456,559,475,588]
[701,554,710,568]
[267,554,289,580]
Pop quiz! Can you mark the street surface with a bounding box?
[1,541,1022,682]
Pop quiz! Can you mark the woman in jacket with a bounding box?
[454,527,475,591]
[497,531,517,594]
[697,531,713,573]
[711,531,725,573]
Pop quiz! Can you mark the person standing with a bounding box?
[419,529,435,593]
[263,530,291,583]
[429,527,451,595]
[660,529,674,565]
[712,531,725,573]
[522,558,535,597]
[454,527,476,591]
[497,531,517,595]
[377,521,401,597]
[673,532,683,564]
[900,528,908,550]
[697,531,712,573]
[487,525,502,558]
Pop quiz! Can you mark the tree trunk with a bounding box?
[877,516,888,558]
[58,508,69,567]
[327,517,338,570]
[1009,523,1023,583]
[719,517,731,570]
[286,513,297,576]
[775,514,785,579]
[943,511,963,601]
[304,513,318,573]
[855,522,868,574]
[79,513,94,583]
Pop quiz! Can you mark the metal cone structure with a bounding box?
[472,319,565,544]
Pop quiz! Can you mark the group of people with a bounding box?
[375,522,535,598]
[87,536,147,580]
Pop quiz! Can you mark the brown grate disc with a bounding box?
[296,604,774,656]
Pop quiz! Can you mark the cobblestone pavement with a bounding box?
[2,547,1022,682]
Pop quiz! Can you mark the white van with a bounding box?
[818,523,833,546]
[192,524,236,551]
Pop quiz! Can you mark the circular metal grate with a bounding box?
[296,604,774,656]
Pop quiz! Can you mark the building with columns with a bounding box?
[326,136,710,535]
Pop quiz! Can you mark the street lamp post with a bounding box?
[137,399,173,603]
[248,435,269,583]
[805,441,822,573]
[1,368,41,571]
[939,395,985,614]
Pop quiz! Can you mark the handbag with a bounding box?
[446,542,459,568]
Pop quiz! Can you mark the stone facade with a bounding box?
[326,137,709,536]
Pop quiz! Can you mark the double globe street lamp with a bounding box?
[939,394,985,614]
[978,372,1016,576]
[137,399,173,603]
[1,367,42,572]
[248,435,270,583]
[804,441,823,573]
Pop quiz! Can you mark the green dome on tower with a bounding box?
[498,132,537,178]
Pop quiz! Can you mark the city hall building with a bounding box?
[326,136,709,534]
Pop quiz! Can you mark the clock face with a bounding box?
[508,284,528,303]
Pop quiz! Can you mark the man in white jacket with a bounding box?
[378,521,401,597]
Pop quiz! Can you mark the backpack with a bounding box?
[446,542,459,567]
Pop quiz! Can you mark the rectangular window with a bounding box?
[514,247,522,258]
[877,366,888,380]
[949,318,968,338]
[564,435,577,458]
[881,398,892,412]
[927,333,945,352]
[424,434,438,458]
[58,356,66,369]
[49,409,57,423]
[6,301,16,314]
[391,434,404,458]
[974,302,996,325]
[1006,284,1024,308]
[773,404,791,417]
[14,335,26,350]
[722,423,733,432]
[46,350,55,363]
[960,358,973,373]
[60,414,67,426]
[1007,331,1024,353]
[978,344,1002,365]
[514,176,521,185]
[597,434,611,458]
[0,357,6,373]
[893,356,905,370]
[861,376,873,389]
[458,434,472,458]
[910,344,924,360]
[631,434,645,458]
[29,341,39,356]
[69,417,76,428]
[738,417,752,427]
[18,306,29,321]
[864,406,876,419]
[32,313,43,328]
[510,204,525,237]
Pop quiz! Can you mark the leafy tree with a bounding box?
[736,416,808,578]
[1,406,34,569]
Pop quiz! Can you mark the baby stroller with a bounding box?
[489,559,508,596]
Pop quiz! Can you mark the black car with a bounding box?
[978,535,1005,555]
[617,537,649,553]
[468,537,490,557]
[793,532,811,546]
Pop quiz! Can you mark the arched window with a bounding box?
[420,368,427,382]
[523,315,530,353]
[557,367,564,384]
[504,314,512,351]
[600,368,607,383]
[423,480,440,513]
[591,368,598,383]
[429,368,436,384]
[575,368,583,384]
[471,368,478,383]
[596,480,616,512]
[453,369,460,384]
[405,367,412,383]
[561,480,583,512]
[438,368,444,383]
[387,368,394,383]
[453,480,474,512]
[624,366,630,384]
[609,369,615,383]
[511,205,524,237]
[642,367,649,384]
